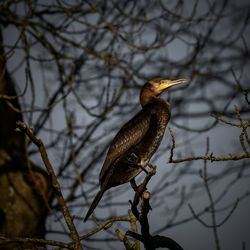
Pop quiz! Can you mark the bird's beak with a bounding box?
[159,79,188,90]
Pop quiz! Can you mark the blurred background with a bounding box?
[0,0,250,249]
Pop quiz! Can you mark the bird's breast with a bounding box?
[137,100,170,160]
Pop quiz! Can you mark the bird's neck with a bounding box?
[140,89,158,107]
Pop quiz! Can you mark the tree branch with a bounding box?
[127,165,184,250]
[16,121,82,250]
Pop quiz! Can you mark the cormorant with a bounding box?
[84,78,187,221]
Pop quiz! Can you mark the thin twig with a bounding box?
[116,228,135,250]
[170,153,250,163]
[168,128,175,163]
[128,209,140,250]
[0,236,71,249]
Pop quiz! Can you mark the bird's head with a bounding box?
[147,78,187,96]
[140,78,187,106]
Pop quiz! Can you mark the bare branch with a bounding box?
[16,121,82,250]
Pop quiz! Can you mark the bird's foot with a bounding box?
[147,164,157,175]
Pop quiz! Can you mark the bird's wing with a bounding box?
[99,107,151,183]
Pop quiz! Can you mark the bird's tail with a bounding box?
[84,188,106,222]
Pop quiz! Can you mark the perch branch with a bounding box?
[127,165,184,250]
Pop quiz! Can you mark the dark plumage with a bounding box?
[84,78,187,221]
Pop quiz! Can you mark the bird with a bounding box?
[84,78,187,221]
